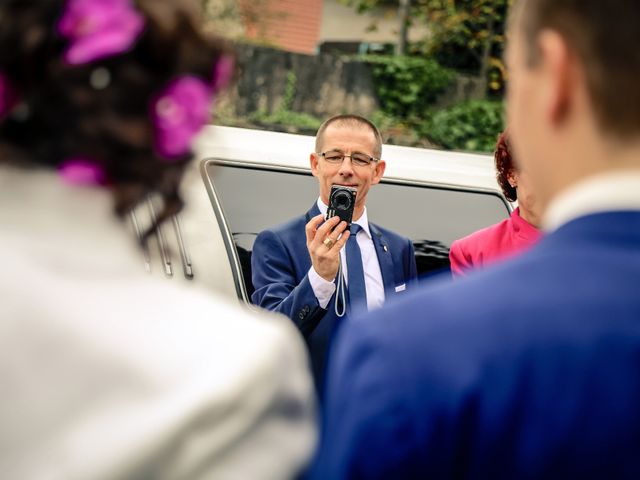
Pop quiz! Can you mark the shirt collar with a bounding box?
[543,169,640,231]
[316,197,372,238]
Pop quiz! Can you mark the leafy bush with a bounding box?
[362,55,455,120]
[426,100,504,152]
[248,109,322,134]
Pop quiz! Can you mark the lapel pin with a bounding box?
[383,245,388,252]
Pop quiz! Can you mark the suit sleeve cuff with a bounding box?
[308,266,336,309]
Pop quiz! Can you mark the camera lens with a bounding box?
[333,191,352,211]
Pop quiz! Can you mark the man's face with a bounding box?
[310,123,386,214]
[506,26,551,207]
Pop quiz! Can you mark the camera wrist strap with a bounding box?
[334,257,346,317]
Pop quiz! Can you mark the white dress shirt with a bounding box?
[543,170,640,231]
[308,197,385,312]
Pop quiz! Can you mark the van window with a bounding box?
[203,159,510,299]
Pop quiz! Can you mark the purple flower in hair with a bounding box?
[0,71,18,119]
[151,76,213,160]
[59,157,108,186]
[57,0,145,65]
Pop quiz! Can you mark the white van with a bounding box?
[132,125,511,302]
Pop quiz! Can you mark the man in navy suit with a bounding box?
[311,0,640,478]
[251,115,417,391]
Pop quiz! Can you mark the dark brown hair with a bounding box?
[315,114,383,159]
[513,0,640,139]
[0,0,229,226]
[494,129,517,201]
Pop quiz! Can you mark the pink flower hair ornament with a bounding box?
[151,57,235,161]
[59,158,108,186]
[151,75,214,160]
[57,0,145,65]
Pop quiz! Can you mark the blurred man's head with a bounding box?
[506,0,640,211]
[494,129,541,227]
[311,115,386,220]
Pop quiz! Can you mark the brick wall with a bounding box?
[241,0,323,55]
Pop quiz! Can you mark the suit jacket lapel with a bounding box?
[305,203,321,222]
[370,223,396,295]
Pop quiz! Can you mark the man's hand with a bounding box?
[305,214,350,282]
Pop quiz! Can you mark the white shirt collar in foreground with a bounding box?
[543,169,640,232]
[316,197,372,238]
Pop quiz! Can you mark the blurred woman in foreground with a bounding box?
[0,1,314,478]
[449,129,542,276]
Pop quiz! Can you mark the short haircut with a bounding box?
[512,0,640,139]
[315,114,383,159]
[494,130,518,202]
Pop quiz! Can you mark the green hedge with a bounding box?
[248,109,322,134]
[363,56,505,152]
[427,100,504,152]
[362,55,455,120]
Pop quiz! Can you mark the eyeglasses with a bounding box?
[320,150,379,167]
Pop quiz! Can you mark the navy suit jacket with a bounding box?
[251,204,417,390]
[312,211,640,479]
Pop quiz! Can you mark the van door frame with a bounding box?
[201,158,512,302]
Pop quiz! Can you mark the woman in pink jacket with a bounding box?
[449,130,542,276]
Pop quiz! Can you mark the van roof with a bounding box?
[194,126,500,193]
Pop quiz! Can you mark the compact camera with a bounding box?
[327,185,357,226]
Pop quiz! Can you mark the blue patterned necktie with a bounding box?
[346,223,367,313]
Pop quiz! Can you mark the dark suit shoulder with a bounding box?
[253,212,313,281]
[320,217,640,477]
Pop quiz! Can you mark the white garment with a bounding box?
[543,170,640,231]
[0,166,316,480]
[308,197,385,312]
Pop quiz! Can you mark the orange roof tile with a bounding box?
[240,0,323,54]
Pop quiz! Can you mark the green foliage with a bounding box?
[247,70,323,134]
[342,0,512,95]
[367,110,433,147]
[248,109,323,134]
[281,71,297,110]
[339,0,397,14]
[363,55,455,119]
[424,0,510,94]
[426,100,504,152]
[369,110,401,133]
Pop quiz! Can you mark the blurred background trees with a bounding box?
[203,0,511,152]
[341,0,510,93]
